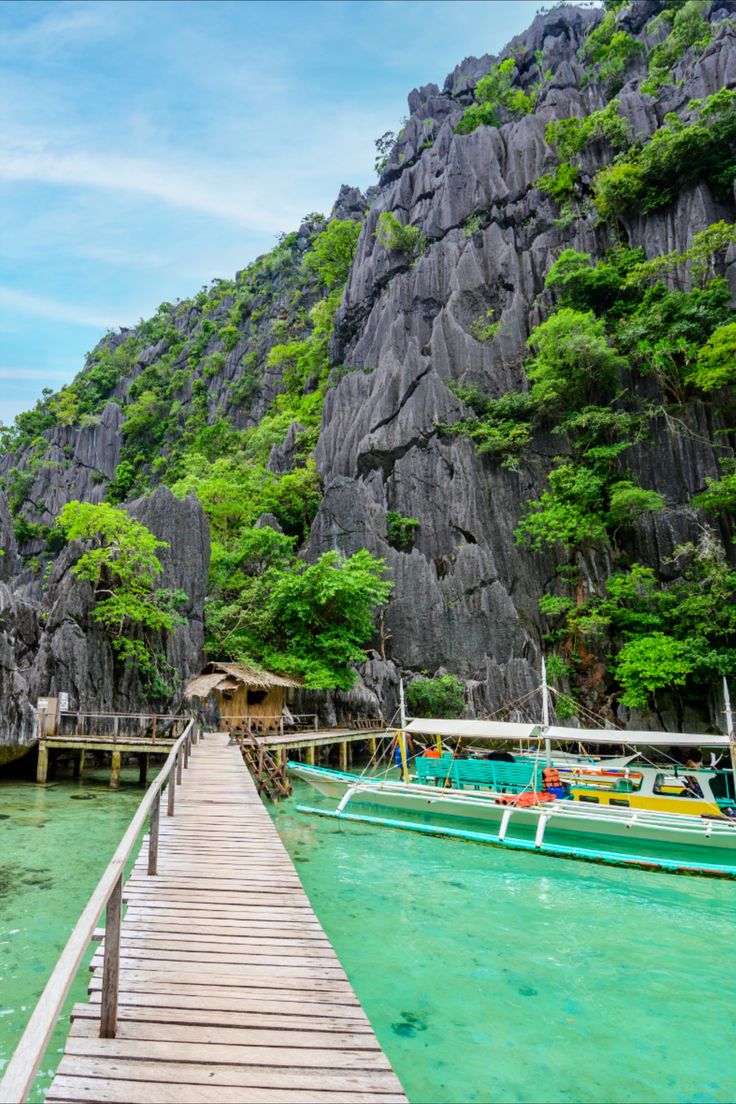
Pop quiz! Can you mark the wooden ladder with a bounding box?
[238,729,292,801]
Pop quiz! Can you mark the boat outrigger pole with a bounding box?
[398,678,410,784]
[542,656,551,768]
[724,676,736,781]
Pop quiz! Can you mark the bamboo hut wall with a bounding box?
[215,684,285,730]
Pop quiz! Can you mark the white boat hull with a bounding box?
[288,765,736,859]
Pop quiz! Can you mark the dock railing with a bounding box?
[48,710,189,743]
[0,717,198,1104]
[223,713,319,737]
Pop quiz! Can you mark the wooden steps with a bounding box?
[46,733,406,1104]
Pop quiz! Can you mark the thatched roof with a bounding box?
[185,661,302,699]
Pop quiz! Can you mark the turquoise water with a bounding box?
[2,763,735,1104]
[0,770,144,1101]
[270,779,736,1104]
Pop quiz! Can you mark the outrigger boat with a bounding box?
[291,679,736,879]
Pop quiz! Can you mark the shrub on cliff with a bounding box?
[406,675,465,719]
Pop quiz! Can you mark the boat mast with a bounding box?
[724,677,736,788]
[398,678,410,784]
[542,656,552,768]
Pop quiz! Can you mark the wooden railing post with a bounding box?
[167,765,176,816]
[176,748,183,785]
[148,791,160,875]
[152,715,157,743]
[99,873,122,1038]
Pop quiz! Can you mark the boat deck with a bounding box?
[45,732,406,1104]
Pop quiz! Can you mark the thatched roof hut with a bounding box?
[186,661,302,730]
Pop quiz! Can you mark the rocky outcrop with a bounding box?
[0,487,209,753]
[1,1,735,740]
[310,1,736,713]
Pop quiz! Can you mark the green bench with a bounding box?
[415,756,539,793]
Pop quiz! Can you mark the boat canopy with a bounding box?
[547,726,731,748]
[405,719,540,740]
[405,718,731,748]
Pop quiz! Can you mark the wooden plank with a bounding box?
[64,1037,394,1071]
[98,941,339,962]
[53,1056,404,1094]
[84,990,370,1021]
[43,732,406,1103]
[71,1003,373,1032]
[89,954,348,980]
[47,1076,405,1103]
[70,1018,381,1050]
[88,970,355,995]
[90,947,344,968]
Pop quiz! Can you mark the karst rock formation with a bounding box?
[2,0,736,753]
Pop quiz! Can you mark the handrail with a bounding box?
[58,711,188,721]
[0,717,198,1104]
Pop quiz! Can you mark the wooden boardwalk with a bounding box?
[46,733,406,1104]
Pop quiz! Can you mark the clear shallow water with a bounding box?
[271,778,736,1104]
[0,770,144,1101]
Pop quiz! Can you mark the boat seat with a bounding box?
[415,757,539,793]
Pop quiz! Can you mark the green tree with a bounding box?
[515,463,609,551]
[455,58,536,135]
[57,501,185,674]
[262,549,392,689]
[541,541,736,709]
[526,308,625,412]
[689,322,736,391]
[303,218,362,289]
[614,632,694,708]
[406,674,465,718]
[545,247,643,314]
[374,212,422,254]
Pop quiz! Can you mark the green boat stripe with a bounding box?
[295,805,736,879]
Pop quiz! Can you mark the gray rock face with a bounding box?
[0,487,209,751]
[2,0,735,741]
[311,2,736,716]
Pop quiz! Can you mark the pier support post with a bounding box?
[73,751,82,780]
[36,744,49,784]
[110,751,121,790]
[138,754,148,786]
[306,744,315,765]
[339,741,348,772]
[369,736,377,757]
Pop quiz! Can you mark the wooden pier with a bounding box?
[231,721,389,801]
[36,711,190,789]
[1,730,405,1103]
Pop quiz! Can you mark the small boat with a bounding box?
[291,684,736,879]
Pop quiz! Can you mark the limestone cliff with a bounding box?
[2,0,736,748]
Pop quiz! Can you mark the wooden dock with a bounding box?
[36,712,190,789]
[44,732,406,1104]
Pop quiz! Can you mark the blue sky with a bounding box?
[0,0,543,423]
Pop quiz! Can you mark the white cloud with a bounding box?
[0,286,116,330]
[0,2,119,56]
[0,143,303,233]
